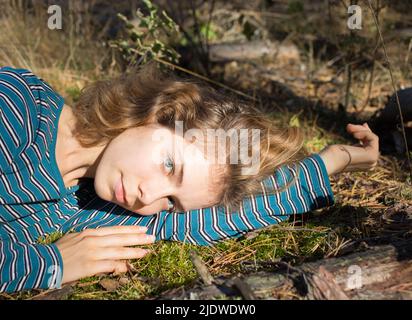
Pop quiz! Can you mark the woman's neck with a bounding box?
[55,104,106,188]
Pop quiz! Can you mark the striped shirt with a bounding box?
[0,66,335,293]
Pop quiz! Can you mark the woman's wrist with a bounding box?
[318,145,351,176]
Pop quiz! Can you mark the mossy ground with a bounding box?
[0,0,411,300]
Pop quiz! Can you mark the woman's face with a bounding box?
[94,124,223,215]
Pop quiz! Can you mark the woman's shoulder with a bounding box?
[0,66,66,204]
[0,66,44,97]
[0,66,40,167]
[0,66,65,156]
[0,66,64,107]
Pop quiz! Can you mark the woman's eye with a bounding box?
[164,156,174,174]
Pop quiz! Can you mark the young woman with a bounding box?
[0,63,379,293]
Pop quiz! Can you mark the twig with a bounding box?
[189,250,214,285]
[167,0,206,73]
[189,0,205,56]
[232,277,257,300]
[359,0,381,113]
[204,0,215,62]
[344,63,352,111]
[29,284,75,300]
[153,56,258,101]
[405,39,412,69]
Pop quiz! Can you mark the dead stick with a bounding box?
[232,277,257,300]
[189,250,214,285]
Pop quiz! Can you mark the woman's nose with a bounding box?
[139,179,172,205]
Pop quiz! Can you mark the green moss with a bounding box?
[37,231,64,245]
[65,86,82,103]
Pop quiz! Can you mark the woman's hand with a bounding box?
[319,122,380,175]
[55,225,155,285]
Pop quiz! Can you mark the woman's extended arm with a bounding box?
[148,122,380,246]
[148,152,333,245]
[65,122,378,247]
[319,123,379,175]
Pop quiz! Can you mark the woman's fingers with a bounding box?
[347,123,369,132]
[351,129,373,141]
[90,233,156,248]
[90,260,130,276]
[79,225,149,238]
[93,247,151,261]
[57,226,155,284]
[319,122,380,175]
[346,123,373,136]
[352,131,379,150]
[55,232,77,244]
[347,123,379,150]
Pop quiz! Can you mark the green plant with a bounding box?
[37,231,64,244]
[110,0,181,66]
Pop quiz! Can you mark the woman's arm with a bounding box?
[148,153,334,245]
[148,122,380,246]
[0,226,156,292]
[60,123,379,247]
[0,238,63,293]
[319,123,379,175]
[0,67,32,173]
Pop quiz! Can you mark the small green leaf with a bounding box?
[289,114,300,128]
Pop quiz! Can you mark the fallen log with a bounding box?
[208,40,300,63]
[158,238,412,300]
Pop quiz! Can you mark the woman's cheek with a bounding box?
[92,175,109,203]
[93,162,108,195]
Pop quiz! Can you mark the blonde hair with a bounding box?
[71,61,307,213]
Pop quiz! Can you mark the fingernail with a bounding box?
[147,234,156,242]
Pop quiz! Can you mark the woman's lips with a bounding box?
[114,177,128,206]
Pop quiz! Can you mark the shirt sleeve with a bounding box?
[0,66,37,171]
[150,153,335,246]
[0,66,65,204]
[0,239,63,293]
[0,65,64,167]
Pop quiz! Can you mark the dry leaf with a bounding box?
[99,278,120,292]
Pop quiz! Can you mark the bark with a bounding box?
[158,239,412,300]
[208,40,300,63]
